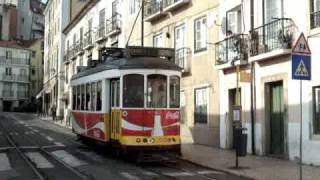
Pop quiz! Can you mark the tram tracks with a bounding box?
[0,115,92,180]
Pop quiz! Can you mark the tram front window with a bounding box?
[147,74,167,108]
[170,76,180,108]
[123,74,144,108]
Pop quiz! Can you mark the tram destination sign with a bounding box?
[127,46,175,59]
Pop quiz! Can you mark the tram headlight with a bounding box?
[149,138,155,144]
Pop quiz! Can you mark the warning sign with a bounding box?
[292,33,311,55]
[292,55,311,80]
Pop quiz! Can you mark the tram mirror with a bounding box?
[232,105,242,122]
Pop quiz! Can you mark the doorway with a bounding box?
[228,88,241,149]
[110,79,120,140]
[3,101,12,112]
[268,81,285,156]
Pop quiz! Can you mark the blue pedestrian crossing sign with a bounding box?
[292,54,311,80]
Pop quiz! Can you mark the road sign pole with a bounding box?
[299,80,302,180]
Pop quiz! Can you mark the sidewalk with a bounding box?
[39,116,72,129]
[181,143,320,180]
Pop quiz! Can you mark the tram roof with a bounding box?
[71,56,182,80]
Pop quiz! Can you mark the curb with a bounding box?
[39,117,72,130]
[179,156,256,180]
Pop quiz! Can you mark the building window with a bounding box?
[311,0,320,29]
[0,15,2,40]
[5,67,12,76]
[313,86,320,134]
[99,9,105,28]
[6,51,12,59]
[153,33,164,47]
[264,0,282,23]
[65,65,69,84]
[129,0,136,15]
[194,87,208,124]
[79,56,83,66]
[226,6,242,35]
[32,51,36,57]
[194,16,207,52]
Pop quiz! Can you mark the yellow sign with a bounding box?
[240,71,251,82]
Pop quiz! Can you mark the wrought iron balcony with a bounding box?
[144,0,190,21]
[144,0,165,21]
[106,13,121,36]
[215,34,248,66]
[249,18,296,57]
[311,11,320,29]
[84,31,93,49]
[2,90,14,98]
[63,50,69,63]
[95,25,106,42]
[0,57,29,65]
[163,0,190,11]
[17,75,29,82]
[175,47,191,74]
[1,74,15,81]
[69,46,76,60]
[75,40,84,55]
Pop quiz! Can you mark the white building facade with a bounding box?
[0,43,30,111]
[43,0,70,118]
[63,0,125,123]
[217,0,320,165]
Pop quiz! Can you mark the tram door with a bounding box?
[110,79,121,140]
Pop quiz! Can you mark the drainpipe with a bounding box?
[250,0,256,155]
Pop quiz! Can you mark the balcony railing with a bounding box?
[75,40,84,54]
[106,14,121,36]
[311,11,320,29]
[1,74,15,81]
[17,75,29,82]
[2,90,14,98]
[17,91,28,99]
[215,34,248,65]
[175,47,191,73]
[69,45,76,59]
[84,31,93,49]
[0,57,29,65]
[249,18,296,57]
[95,25,106,42]
[144,0,163,19]
[1,74,29,82]
[144,0,190,21]
[163,0,190,10]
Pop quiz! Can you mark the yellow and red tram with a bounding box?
[70,47,181,155]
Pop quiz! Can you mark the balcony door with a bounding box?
[264,0,283,23]
[175,24,186,68]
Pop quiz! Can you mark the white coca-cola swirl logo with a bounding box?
[165,111,179,120]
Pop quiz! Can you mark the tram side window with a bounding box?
[96,81,102,111]
[72,87,76,110]
[147,74,167,108]
[91,82,97,111]
[123,74,144,108]
[77,86,81,110]
[81,85,85,110]
[170,76,180,108]
[86,84,91,110]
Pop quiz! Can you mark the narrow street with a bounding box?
[0,113,250,180]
